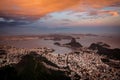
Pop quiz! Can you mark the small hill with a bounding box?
[89,42,120,60]
[65,38,82,48]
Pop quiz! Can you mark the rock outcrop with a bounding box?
[65,38,82,48]
[89,42,120,60]
[54,42,61,46]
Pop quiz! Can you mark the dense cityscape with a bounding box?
[0,36,120,80]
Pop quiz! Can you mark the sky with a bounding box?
[0,0,120,35]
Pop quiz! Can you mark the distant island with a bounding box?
[64,38,82,48]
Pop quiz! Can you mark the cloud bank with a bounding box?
[0,0,120,19]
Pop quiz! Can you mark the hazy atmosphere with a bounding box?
[0,0,120,35]
[0,1,120,80]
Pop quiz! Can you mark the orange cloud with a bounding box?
[108,11,119,17]
[89,10,119,17]
[0,0,80,17]
[0,0,120,18]
[80,0,120,8]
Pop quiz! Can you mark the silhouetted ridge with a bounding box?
[0,65,18,80]
[89,42,120,60]
[0,52,71,80]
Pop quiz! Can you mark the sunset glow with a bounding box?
[0,0,120,35]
